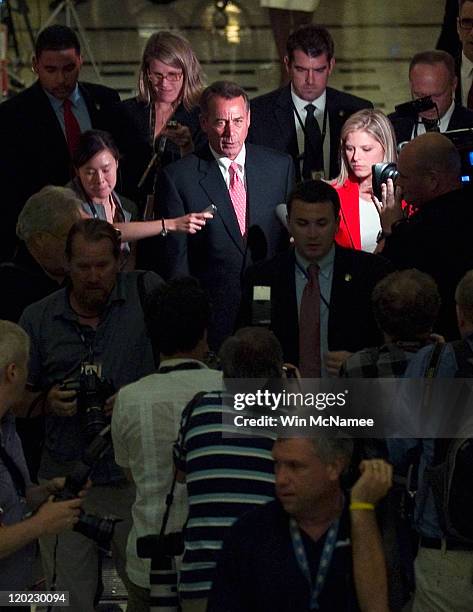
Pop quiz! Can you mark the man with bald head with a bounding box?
[388,50,473,143]
[377,132,473,339]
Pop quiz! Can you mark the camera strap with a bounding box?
[159,391,207,538]
[0,444,26,499]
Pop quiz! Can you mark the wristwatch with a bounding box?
[160,217,168,237]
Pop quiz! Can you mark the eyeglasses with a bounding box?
[459,18,473,31]
[148,70,183,82]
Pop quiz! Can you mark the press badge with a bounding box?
[252,286,271,326]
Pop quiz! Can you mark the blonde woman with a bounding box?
[332,109,398,252]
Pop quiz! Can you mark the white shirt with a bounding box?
[209,144,247,188]
[112,359,223,588]
[359,195,381,253]
[411,99,456,138]
[291,87,330,179]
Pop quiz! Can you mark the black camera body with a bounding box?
[137,532,184,568]
[60,369,114,441]
[394,95,436,118]
[53,425,120,549]
[371,162,400,201]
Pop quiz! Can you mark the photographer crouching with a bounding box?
[0,321,86,612]
[17,219,165,612]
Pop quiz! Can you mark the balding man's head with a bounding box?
[397,133,461,208]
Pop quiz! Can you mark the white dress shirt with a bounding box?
[209,144,247,188]
[411,100,455,138]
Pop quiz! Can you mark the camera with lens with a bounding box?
[372,162,400,201]
[53,425,120,550]
[60,365,114,441]
[394,95,436,118]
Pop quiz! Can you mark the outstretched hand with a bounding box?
[371,178,404,234]
[168,211,214,234]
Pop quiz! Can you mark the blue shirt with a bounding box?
[0,411,34,590]
[295,246,334,377]
[44,83,92,136]
[19,270,163,484]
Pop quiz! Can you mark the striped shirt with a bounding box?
[174,391,276,599]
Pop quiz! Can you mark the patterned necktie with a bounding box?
[63,98,81,156]
[299,263,321,378]
[229,162,247,236]
[302,103,323,180]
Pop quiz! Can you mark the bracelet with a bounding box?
[349,502,375,511]
[160,217,168,237]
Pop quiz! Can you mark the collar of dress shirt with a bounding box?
[439,99,455,131]
[43,82,81,111]
[294,243,335,280]
[291,86,327,119]
[209,143,247,183]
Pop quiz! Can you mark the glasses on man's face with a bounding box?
[148,70,183,82]
[459,18,473,31]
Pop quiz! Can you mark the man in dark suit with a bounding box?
[157,81,295,350]
[454,0,473,107]
[388,50,473,145]
[248,25,373,182]
[376,132,473,341]
[239,180,391,377]
[0,25,120,261]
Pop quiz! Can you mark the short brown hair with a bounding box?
[65,219,121,261]
[199,81,249,116]
[409,50,456,82]
[372,269,440,341]
[286,24,334,63]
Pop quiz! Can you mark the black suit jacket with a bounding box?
[156,143,295,349]
[239,245,391,366]
[0,80,120,260]
[388,104,473,145]
[248,85,373,180]
[108,98,206,206]
[382,185,473,340]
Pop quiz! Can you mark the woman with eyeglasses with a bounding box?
[111,31,206,207]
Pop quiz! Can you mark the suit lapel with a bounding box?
[326,88,345,178]
[274,86,299,162]
[198,147,245,254]
[79,83,100,126]
[32,82,69,156]
[328,246,354,348]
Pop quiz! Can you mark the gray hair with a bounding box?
[0,320,30,370]
[16,186,83,243]
[312,436,354,469]
[219,327,283,378]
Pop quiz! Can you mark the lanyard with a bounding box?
[292,101,328,161]
[290,516,340,610]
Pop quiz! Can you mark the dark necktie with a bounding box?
[299,263,321,378]
[467,78,473,110]
[302,104,324,180]
[63,98,81,156]
[422,117,440,133]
